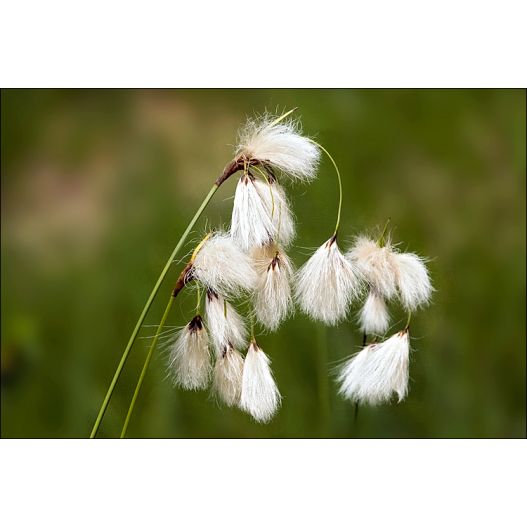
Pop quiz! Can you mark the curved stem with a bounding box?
[191,231,213,261]
[120,295,175,438]
[90,183,219,438]
[195,284,202,315]
[309,140,343,236]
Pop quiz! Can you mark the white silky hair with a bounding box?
[337,330,410,405]
[252,247,294,331]
[253,178,296,247]
[168,315,211,390]
[346,235,398,300]
[394,252,433,311]
[230,175,275,251]
[236,115,320,182]
[295,236,362,325]
[240,341,281,423]
[205,290,247,355]
[359,290,390,335]
[191,231,257,297]
[212,345,244,407]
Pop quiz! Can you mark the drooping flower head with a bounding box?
[337,329,410,405]
[230,174,276,251]
[236,114,320,182]
[212,343,244,407]
[358,290,390,334]
[347,232,433,334]
[168,315,211,390]
[205,289,247,355]
[295,235,362,325]
[347,235,398,300]
[240,340,281,423]
[191,231,257,297]
[252,244,294,331]
[229,111,318,252]
[393,252,433,311]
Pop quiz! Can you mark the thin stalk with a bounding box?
[309,140,343,236]
[268,107,297,127]
[120,248,199,438]
[120,295,175,438]
[195,284,202,315]
[378,218,391,247]
[90,183,218,438]
[91,107,298,438]
[354,402,360,425]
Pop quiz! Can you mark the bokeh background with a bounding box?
[1,89,525,438]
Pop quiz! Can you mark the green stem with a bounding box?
[195,284,202,315]
[269,107,297,127]
[120,295,175,438]
[354,402,360,426]
[378,218,391,247]
[309,140,343,236]
[90,183,219,438]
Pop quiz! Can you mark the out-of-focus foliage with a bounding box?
[1,89,525,438]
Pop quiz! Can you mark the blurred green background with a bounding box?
[1,89,525,438]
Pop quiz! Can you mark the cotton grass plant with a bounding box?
[90,108,433,438]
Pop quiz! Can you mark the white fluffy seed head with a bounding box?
[212,345,244,407]
[240,341,281,423]
[295,236,362,325]
[253,248,294,331]
[253,178,296,247]
[236,115,320,182]
[394,252,433,311]
[359,290,390,335]
[191,231,257,297]
[231,175,276,251]
[347,236,398,300]
[168,315,211,390]
[205,290,247,355]
[337,330,410,405]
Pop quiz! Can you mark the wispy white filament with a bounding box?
[236,115,320,181]
[253,178,296,247]
[337,330,410,405]
[295,236,361,325]
[346,236,398,300]
[253,248,294,331]
[359,290,390,334]
[191,231,257,297]
[212,345,244,407]
[205,290,247,355]
[240,341,281,423]
[168,315,211,390]
[231,175,275,251]
[394,252,433,311]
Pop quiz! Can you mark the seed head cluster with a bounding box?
[167,112,434,423]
